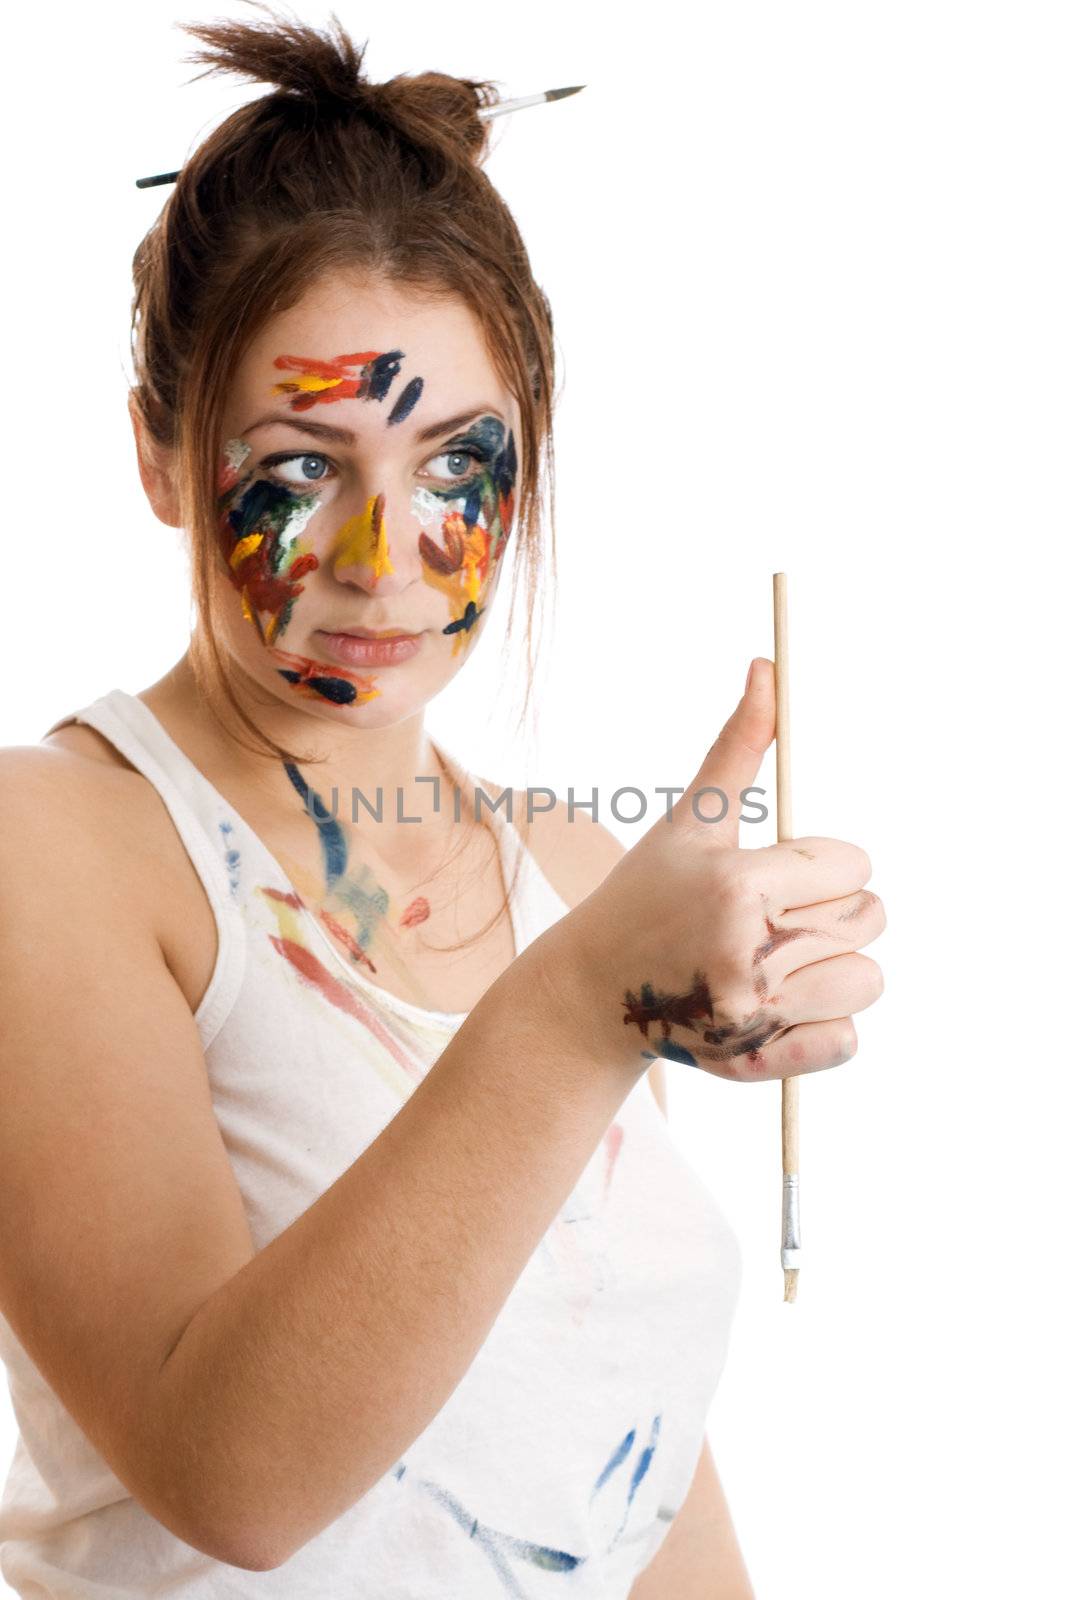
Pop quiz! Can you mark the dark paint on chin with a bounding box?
[276,668,360,705]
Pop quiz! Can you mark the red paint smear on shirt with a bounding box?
[601,1120,624,1201]
[317,906,378,974]
[267,932,423,1084]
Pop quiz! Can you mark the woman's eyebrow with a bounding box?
[239,407,502,446]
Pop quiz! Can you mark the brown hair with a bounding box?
[130,4,562,950]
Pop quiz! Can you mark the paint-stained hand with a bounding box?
[533,658,886,1082]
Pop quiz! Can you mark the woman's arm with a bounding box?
[628,1439,756,1599]
[0,753,645,1573]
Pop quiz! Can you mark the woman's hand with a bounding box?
[536,658,886,1081]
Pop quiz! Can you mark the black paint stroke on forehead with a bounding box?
[388,377,424,426]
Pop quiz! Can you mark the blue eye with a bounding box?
[426,447,486,483]
[261,452,334,487]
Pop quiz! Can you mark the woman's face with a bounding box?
[214,272,520,726]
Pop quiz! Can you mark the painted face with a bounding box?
[213,277,521,722]
[412,414,517,652]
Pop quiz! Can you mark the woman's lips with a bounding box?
[315,629,425,666]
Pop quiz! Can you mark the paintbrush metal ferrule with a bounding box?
[781,1171,801,1270]
[482,85,585,119]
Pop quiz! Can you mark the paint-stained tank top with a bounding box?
[0,687,743,1597]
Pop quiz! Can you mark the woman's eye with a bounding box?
[263,453,334,487]
[426,448,484,483]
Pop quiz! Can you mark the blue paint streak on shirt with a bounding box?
[415,1477,583,1593]
[627,1413,661,1506]
[610,1412,663,1551]
[218,818,241,895]
[592,1427,635,1497]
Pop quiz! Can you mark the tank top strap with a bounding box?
[42,688,248,1051]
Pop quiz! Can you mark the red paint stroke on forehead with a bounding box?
[272,351,385,411]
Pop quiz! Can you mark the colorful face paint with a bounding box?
[271,645,381,706]
[216,437,381,707]
[217,439,321,645]
[388,377,424,426]
[331,493,395,583]
[272,349,412,412]
[413,416,518,654]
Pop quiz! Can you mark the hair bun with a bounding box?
[181,4,371,111]
[180,3,499,167]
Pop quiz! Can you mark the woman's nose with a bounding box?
[327,489,423,594]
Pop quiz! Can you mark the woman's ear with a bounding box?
[128,391,183,528]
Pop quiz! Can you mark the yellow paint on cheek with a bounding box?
[229,531,264,569]
[333,494,394,580]
[461,527,490,602]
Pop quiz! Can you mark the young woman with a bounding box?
[0,11,885,1594]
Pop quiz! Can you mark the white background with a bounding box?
[1,2,1064,1595]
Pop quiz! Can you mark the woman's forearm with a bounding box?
[151,925,646,1571]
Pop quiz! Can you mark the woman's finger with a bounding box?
[747,835,873,913]
[714,1016,861,1082]
[771,951,884,1024]
[749,888,886,996]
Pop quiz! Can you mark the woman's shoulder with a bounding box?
[472,771,626,913]
[0,733,186,933]
[0,729,140,818]
[0,723,156,840]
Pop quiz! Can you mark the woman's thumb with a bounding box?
[677,658,776,846]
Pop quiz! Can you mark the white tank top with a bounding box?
[0,687,743,1597]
